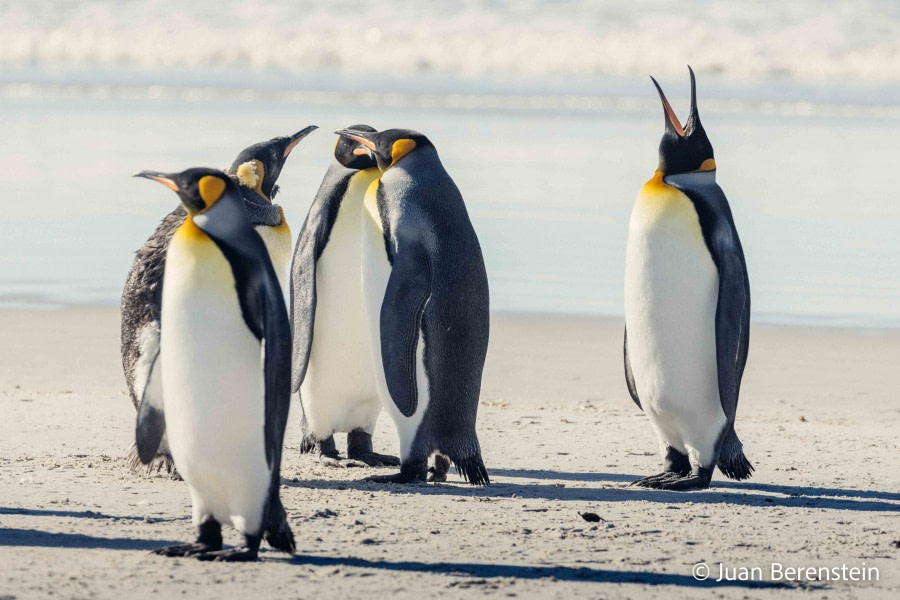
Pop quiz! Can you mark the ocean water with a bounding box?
[1,1,899,327]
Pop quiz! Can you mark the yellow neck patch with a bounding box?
[389,139,417,168]
[176,216,209,240]
[642,170,673,194]
[198,175,226,209]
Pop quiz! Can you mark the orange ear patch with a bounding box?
[198,175,226,206]
[696,158,717,172]
[390,139,417,167]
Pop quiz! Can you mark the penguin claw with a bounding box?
[194,547,259,562]
[349,452,401,467]
[318,454,367,468]
[630,472,680,487]
[152,542,220,557]
[647,474,711,491]
[366,471,426,484]
[632,471,712,491]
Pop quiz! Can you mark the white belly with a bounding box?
[624,176,726,464]
[160,224,270,533]
[301,170,382,438]
[360,177,430,460]
[256,217,292,309]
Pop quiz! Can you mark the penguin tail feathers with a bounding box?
[298,434,316,455]
[125,442,180,480]
[452,454,490,486]
[297,412,316,454]
[717,430,754,481]
[263,496,296,555]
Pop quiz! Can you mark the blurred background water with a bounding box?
[1,0,898,327]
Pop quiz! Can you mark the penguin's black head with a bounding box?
[651,66,715,175]
[334,127,433,172]
[135,167,236,215]
[227,125,318,201]
[334,124,378,170]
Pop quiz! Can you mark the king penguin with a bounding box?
[290,125,400,468]
[624,67,753,490]
[133,167,294,561]
[120,126,316,475]
[333,127,490,485]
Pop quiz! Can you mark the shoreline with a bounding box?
[2,303,900,334]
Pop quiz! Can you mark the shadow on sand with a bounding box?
[0,527,178,551]
[0,506,190,522]
[285,468,900,512]
[289,554,791,589]
[492,468,900,502]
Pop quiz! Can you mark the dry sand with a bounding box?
[1,307,898,599]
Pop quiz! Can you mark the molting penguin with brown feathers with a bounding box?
[120,126,316,476]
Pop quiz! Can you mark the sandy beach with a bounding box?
[1,307,897,598]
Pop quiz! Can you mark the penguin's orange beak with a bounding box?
[134,171,179,192]
[650,76,685,137]
[282,125,318,158]
[335,130,377,152]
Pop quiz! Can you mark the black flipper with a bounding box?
[379,242,432,418]
[623,326,641,410]
[134,348,166,464]
[665,170,752,479]
[290,165,355,392]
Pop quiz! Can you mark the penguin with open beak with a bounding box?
[623,67,753,490]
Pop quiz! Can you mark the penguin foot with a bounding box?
[152,542,221,557]
[366,472,425,484]
[196,534,260,561]
[427,468,447,483]
[319,453,368,468]
[349,452,401,467]
[314,436,367,468]
[632,468,713,491]
[346,430,400,467]
[428,454,451,482]
[194,547,259,562]
[630,472,682,487]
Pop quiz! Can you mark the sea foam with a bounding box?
[2,0,899,86]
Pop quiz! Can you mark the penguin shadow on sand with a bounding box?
[0,528,182,552]
[489,468,900,512]
[0,507,187,551]
[286,554,791,589]
[285,469,900,513]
